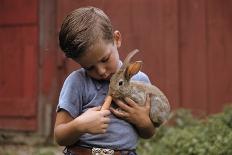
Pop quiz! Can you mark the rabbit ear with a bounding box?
[125,61,142,80]
[121,49,139,70]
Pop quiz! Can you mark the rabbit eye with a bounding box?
[118,81,123,86]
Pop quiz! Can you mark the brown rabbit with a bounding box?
[106,49,170,127]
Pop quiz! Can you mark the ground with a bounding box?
[0,144,64,155]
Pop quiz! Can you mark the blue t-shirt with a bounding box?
[57,68,150,150]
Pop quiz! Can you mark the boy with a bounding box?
[54,6,156,155]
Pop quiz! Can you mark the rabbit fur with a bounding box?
[108,49,170,127]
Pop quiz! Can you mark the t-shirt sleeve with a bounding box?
[57,71,84,118]
[131,71,151,84]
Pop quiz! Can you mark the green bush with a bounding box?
[137,105,232,155]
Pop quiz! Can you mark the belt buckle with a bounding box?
[92,147,114,155]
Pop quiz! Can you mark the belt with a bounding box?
[68,146,135,155]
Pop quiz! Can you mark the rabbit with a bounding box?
[108,49,170,127]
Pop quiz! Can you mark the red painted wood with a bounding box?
[179,0,208,114]
[56,0,232,116]
[207,0,232,113]
[0,0,37,25]
[0,117,37,131]
[57,0,180,109]
[0,26,38,130]
[0,0,38,131]
[0,98,36,117]
[39,0,58,97]
[162,0,180,109]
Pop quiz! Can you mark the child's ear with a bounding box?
[125,61,142,80]
[113,30,122,48]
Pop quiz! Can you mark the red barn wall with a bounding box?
[0,0,38,131]
[57,0,232,115]
[0,0,232,134]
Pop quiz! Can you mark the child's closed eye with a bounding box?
[101,56,110,63]
[85,66,94,71]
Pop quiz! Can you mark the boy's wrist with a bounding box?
[72,116,86,135]
[134,116,152,129]
[135,117,156,139]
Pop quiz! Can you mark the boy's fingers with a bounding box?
[145,94,152,108]
[114,99,131,111]
[110,108,122,117]
[124,97,136,107]
[90,106,101,111]
[110,107,128,118]
[102,117,110,124]
[101,110,111,116]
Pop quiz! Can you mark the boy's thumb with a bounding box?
[145,93,152,107]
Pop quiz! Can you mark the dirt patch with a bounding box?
[0,144,64,155]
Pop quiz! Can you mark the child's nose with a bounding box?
[96,65,106,77]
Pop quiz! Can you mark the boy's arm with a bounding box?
[54,110,83,146]
[133,109,156,139]
[54,107,111,146]
[110,94,156,139]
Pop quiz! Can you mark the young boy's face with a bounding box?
[75,32,121,81]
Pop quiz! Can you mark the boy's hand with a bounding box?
[75,106,111,134]
[110,94,155,138]
[110,94,151,128]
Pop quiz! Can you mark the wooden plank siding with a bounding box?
[57,0,232,115]
[179,0,208,114]
[0,0,232,133]
[57,0,181,110]
[0,0,37,25]
[0,0,38,131]
[207,0,232,113]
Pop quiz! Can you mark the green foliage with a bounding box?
[137,105,232,155]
